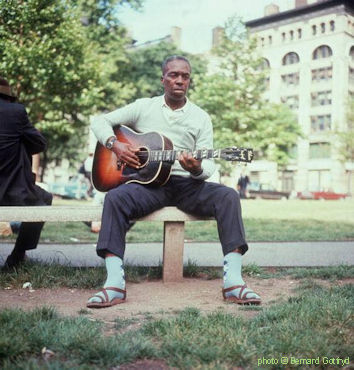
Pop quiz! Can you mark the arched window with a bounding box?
[313,45,333,60]
[350,45,354,62]
[259,58,270,70]
[282,52,300,65]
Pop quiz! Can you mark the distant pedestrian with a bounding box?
[237,175,250,199]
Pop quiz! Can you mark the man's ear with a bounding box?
[160,76,164,83]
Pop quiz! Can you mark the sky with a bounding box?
[119,0,295,53]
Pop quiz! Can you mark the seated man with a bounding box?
[87,56,261,308]
[0,77,52,270]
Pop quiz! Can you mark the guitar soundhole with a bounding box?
[137,147,149,168]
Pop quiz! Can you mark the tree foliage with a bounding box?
[118,41,207,102]
[0,0,102,175]
[74,0,143,110]
[190,18,301,174]
[0,0,141,178]
[337,96,354,163]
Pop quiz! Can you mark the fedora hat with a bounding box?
[0,78,17,100]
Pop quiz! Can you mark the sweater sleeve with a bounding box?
[90,100,141,145]
[190,113,216,180]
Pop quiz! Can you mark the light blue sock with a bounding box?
[223,252,260,300]
[88,256,125,304]
[223,252,244,288]
[104,256,125,290]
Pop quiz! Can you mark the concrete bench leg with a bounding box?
[163,221,185,283]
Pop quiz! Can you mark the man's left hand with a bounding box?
[178,152,202,176]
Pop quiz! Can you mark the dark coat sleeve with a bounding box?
[17,105,47,155]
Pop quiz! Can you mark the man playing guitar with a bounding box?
[87,56,261,308]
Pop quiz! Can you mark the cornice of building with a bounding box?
[245,0,354,29]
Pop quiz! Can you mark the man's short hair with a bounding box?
[161,55,191,75]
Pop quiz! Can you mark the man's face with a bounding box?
[161,59,191,102]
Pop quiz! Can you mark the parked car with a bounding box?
[47,176,89,199]
[297,190,348,200]
[247,182,290,200]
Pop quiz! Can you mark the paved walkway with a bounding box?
[1,241,353,267]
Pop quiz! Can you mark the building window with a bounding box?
[350,67,354,85]
[281,95,299,110]
[310,115,332,132]
[321,23,326,33]
[330,21,335,31]
[309,142,331,159]
[281,72,300,86]
[268,35,272,45]
[282,32,286,42]
[350,46,354,62]
[311,91,332,106]
[298,28,302,39]
[259,58,270,70]
[261,37,265,47]
[258,58,270,89]
[288,145,298,160]
[282,52,300,65]
[290,30,294,40]
[312,25,317,35]
[308,170,331,191]
[312,67,332,82]
[313,45,333,59]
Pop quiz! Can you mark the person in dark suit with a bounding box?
[0,77,52,270]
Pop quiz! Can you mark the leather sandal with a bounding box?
[87,287,126,309]
[222,284,261,305]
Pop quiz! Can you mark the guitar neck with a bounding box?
[149,149,222,163]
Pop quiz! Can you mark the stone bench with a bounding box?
[0,206,213,282]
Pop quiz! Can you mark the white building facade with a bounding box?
[245,0,354,194]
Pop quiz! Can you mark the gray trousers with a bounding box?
[96,176,248,259]
[13,185,53,253]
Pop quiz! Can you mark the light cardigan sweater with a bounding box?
[91,95,216,180]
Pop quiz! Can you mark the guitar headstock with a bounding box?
[220,147,254,162]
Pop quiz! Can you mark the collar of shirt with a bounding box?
[161,95,190,125]
[161,95,190,113]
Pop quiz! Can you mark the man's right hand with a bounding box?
[112,141,140,169]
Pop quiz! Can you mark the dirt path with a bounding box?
[0,277,301,322]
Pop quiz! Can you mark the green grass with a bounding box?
[2,217,353,244]
[1,199,353,243]
[141,285,353,368]
[1,283,353,369]
[1,198,353,368]
[1,261,353,289]
[0,261,164,289]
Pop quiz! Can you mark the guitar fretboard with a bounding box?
[141,147,253,163]
[148,149,222,163]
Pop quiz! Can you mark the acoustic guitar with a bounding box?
[92,125,254,191]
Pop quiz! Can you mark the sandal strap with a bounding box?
[104,286,127,299]
[222,284,247,299]
[242,290,254,300]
